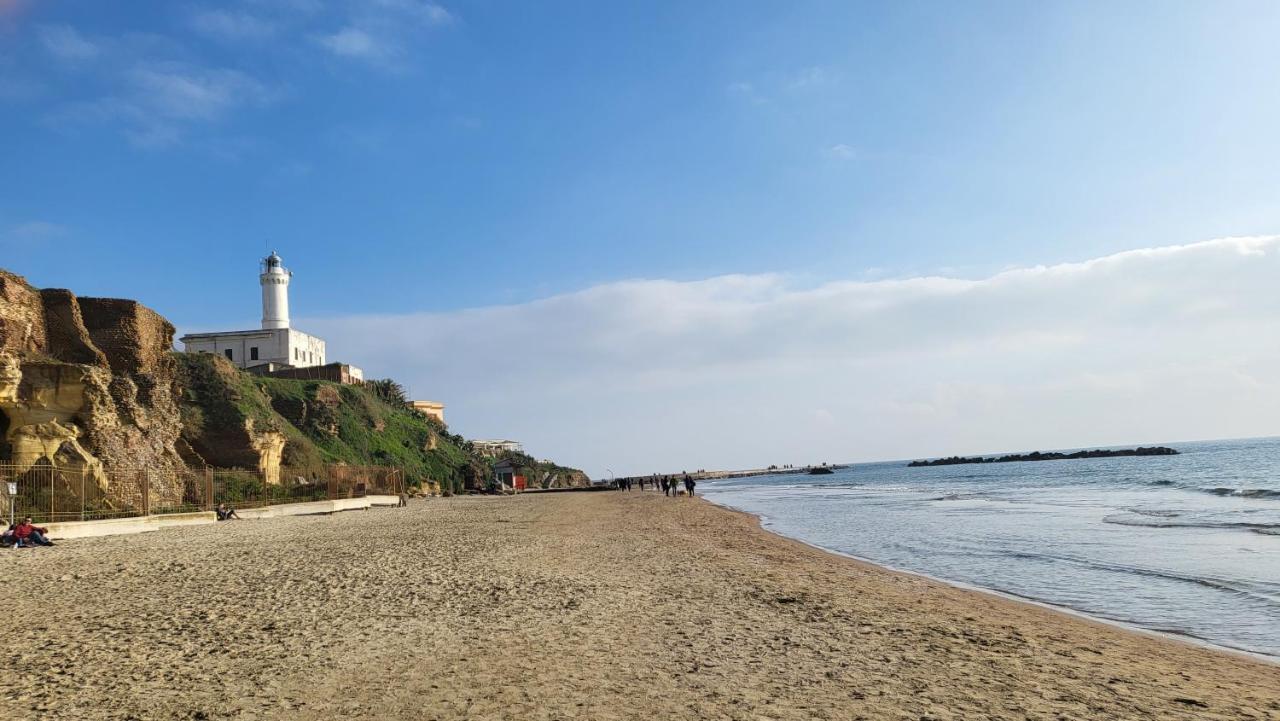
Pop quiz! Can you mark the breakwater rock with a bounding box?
[908,446,1179,467]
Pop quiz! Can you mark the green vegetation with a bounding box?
[173,353,586,492]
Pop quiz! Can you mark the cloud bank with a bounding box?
[303,237,1280,477]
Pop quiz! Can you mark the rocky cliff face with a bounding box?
[1,268,591,504]
[0,270,187,503]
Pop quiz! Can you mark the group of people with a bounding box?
[1,517,55,548]
[618,473,697,497]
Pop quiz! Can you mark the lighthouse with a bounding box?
[260,251,291,329]
[180,251,357,379]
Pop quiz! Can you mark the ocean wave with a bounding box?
[1202,487,1280,499]
[1142,479,1280,499]
[932,493,990,501]
[1126,508,1182,518]
[985,547,1280,607]
[1103,513,1280,533]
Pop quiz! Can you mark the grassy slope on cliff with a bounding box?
[174,353,587,491]
[175,352,322,469]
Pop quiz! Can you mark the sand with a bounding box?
[1,491,1277,720]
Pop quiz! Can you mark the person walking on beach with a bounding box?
[683,474,696,497]
[660,477,670,496]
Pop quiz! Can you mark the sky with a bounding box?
[2,1,1280,476]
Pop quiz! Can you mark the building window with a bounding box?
[250,347,259,361]
[224,349,233,360]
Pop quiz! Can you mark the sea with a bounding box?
[701,437,1280,659]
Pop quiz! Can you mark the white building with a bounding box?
[180,252,328,370]
[472,439,523,456]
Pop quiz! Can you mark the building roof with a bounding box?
[179,327,324,341]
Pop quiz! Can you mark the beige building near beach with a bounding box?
[408,400,445,423]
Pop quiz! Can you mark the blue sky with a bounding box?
[3,1,1280,474]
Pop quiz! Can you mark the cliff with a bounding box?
[488,448,592,490]
[175,353,504,492]
[1,268,589,500]
[0,270,187,505]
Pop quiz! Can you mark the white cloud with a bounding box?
[371,0,454,27]
[6,220,67,240]
[316,1,455,66]
[244,0,322,13]
[49,63,274,147]
[299,236,1280,477]
[827,143,856,160]
[37,24,99,61]
[316,27,385,60]
[32,20,276,148]
[789,65,833,89]
[130,65,271,120]
[727,81,767,105]
[189,10,276,42]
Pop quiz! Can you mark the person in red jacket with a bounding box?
[12,517,54,547]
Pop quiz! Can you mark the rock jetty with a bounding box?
[908,446,1179,467]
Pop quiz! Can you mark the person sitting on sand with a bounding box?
[12,517,54,547]
[215,503,240,521]
[1,523,16,547]
[684,474,696,497]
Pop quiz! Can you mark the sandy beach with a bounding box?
[1,491,1277,720]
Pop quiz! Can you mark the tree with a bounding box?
[367,378,408,407]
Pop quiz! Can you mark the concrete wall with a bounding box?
[45,511,217,539]
[44,495,404,539]
[263,363,362,385]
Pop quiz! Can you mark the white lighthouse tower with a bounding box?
[180,251,350,377]
[260,251,291,329]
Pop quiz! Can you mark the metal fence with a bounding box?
[0,462,404,524]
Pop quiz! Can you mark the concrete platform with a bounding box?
[44,495,403,540]
[46,511,217,540]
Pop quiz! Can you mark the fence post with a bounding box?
[141,469,150,517]
[205,467,214,512]
[80,468,86,522]
[49,467,54,522]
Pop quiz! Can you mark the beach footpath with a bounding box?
[0,492,1275,720]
